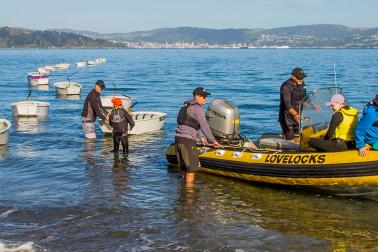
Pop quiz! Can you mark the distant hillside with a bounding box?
[0,27,126,48]
[52,24,378,48]
[3,24,378,48]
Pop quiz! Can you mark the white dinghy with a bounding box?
[101,95,137,113]
[11,91,49,117]
[27,72,49,86]
[55,62,70,70]
[76,61,87,68]
[0,119,11,145]
[44,65,56,72]
[55,82,82,95]
[87,60,96,67]
[54,72,81,96]
[37,67,51,75]
[95,58,106,64]
[99,111,167,135]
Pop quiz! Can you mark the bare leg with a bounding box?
[184,172,195,184]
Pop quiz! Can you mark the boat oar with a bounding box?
[112,82,118,97]
[66,71,77,87]
[123,94,137,108]
[27,90,32,101]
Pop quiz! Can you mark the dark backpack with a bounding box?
[111,109,128,132]
[177,103,200,130]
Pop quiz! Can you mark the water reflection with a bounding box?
[82,138,130,203]
[112,154,130,200]
[56,94,81,100]
[0,145,9,159]
[30,84,49,91]
[194,174,378,251]
[13,117,48,133]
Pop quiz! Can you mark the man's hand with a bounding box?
[358,146,371,157]
[200,136,208,145]
[213,141,221,148]
[106,114,110,122]
[294,114,300,123]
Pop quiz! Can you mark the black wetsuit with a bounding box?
[279,78,307,140]
[109,108,135,154]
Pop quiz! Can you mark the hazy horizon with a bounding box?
[1,0,377,33]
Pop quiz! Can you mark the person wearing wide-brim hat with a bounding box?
[81,80,109,139]
[355,94,378,156]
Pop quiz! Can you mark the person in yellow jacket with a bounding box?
[309,94,358,152]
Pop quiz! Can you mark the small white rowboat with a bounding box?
[11,101,50,117]
[54,82,82,95]
[0,119,11,145]
[99,111,167,135]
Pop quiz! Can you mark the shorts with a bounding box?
[82,121,96,139]
[175,136,200,173]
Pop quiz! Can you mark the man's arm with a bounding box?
[355,107,376,149]
[124,110,135,130]
[90,95,108,121]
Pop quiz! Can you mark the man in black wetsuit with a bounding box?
[279,67,308,141]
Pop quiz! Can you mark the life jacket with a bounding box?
[334,106,358,141]
[177,103,200,130]
[110,108,128,132]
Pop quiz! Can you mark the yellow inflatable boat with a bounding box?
[166,87,378,192]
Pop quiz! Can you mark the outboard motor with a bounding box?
[205,98,240,144]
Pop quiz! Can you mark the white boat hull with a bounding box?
[28,72,49,85]
[28,77,49,85]
[55,63,70,70]
[37,67,51,74]
[44,66,56,72]
[101,95,137,113]
[87,61,96,67]
[95,58,106,64]
[76,61,87,68]
[11,101,50,117]
[0,119,11,145]
[54,82,82,95]
[99,111,166,135]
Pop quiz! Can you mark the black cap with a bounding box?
[95,80,105,89]
[193,87,211,97]
[291,67,307,80]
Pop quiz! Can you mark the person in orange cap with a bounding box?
[109,97,135,154]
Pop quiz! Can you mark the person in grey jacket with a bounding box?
[175,87,221,184]
[81,80,109,139]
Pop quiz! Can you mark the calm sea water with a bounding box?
[0,49,377,251]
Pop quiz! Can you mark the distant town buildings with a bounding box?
[115,33,378,49]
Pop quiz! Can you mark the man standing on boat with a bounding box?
[81,80,109,139]
[175,87,221,184]
[279,67,313,141]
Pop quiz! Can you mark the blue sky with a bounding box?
[1,0,377,33]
